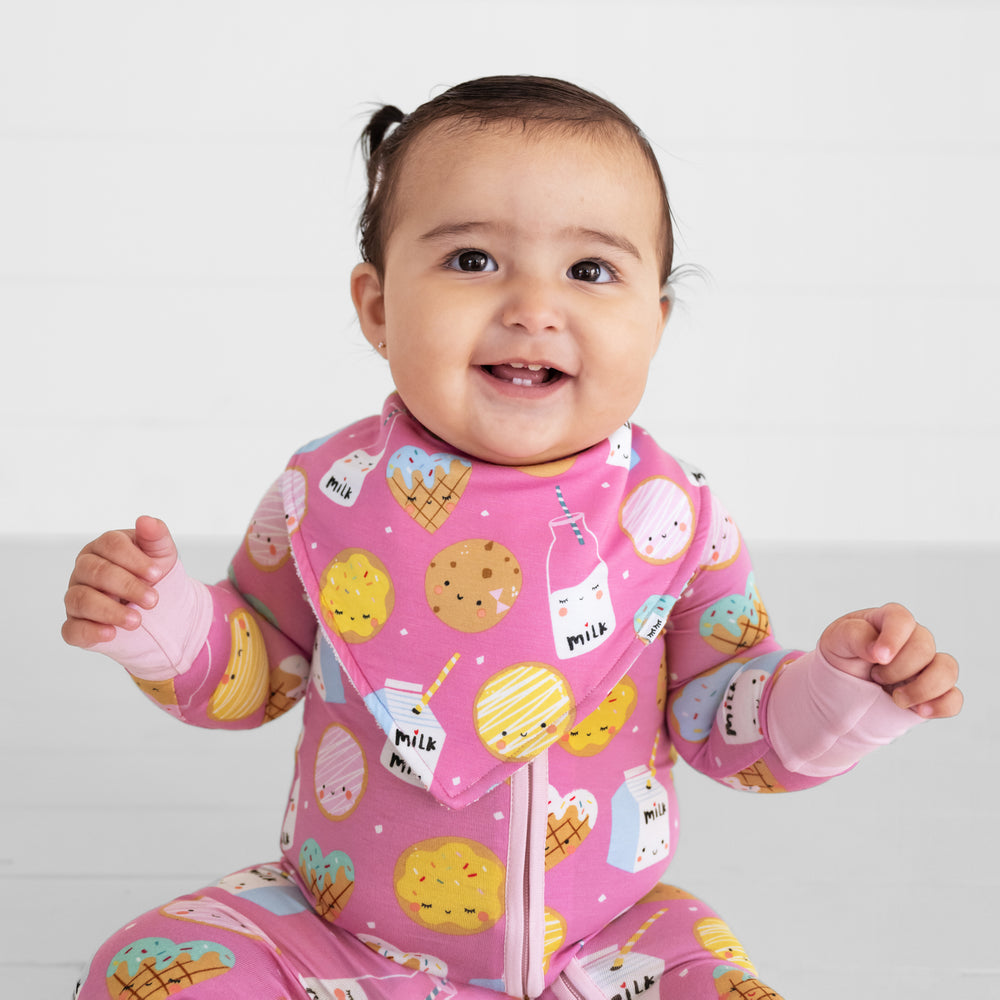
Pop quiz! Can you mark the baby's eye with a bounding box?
[569,259,616,283]
[446,249,497,273]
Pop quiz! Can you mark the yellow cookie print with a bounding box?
[543,908,567,972]
[513,456,576,478]
[208,608,269,721]
[319,548,394,643]
[425,539,521,633]
[474,663,575,761]
[693,917,756,972]
[560,676,638,756]
[394,837,505,935]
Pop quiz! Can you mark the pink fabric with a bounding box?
[92,558,213,681]
[765,647,924,777]
[81,394,924,995]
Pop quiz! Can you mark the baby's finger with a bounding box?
[83,528,163,584]
[866,602,918,664]
[870,623,938,686]
[888,652,959,711]
[910,685,964,720]
[70,551,159,609]
[61,616,119,650]
[133,515,176,565]
[64,583,145,631]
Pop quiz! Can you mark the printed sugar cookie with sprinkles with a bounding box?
[319,549,394,643]
[394,836,505,935]
[425,539,522,633]
[560,676,638,757]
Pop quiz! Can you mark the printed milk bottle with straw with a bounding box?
[547,486,616,660]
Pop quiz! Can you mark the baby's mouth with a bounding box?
[482,363,562,387]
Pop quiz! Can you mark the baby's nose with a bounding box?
[501,274,566,333]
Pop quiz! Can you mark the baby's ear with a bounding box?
[351,262,387,350]
[658,285,675,329]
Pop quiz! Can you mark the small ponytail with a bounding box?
[360,104,407,164]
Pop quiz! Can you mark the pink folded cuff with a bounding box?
[91,559,213,681]
[765,647,924,777]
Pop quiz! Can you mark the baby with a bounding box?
[63,76,961,1000]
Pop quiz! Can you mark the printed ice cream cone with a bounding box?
[713,965,785,998]
[265,654,309,721]
[387,448,471,533]
[131,676,181,718]
[545,786,598,869]
[106,938,235,999]
[699,575,771,656]
[299,839,355,922]
[724,759,786,794]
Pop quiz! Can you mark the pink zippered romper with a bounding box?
[76,395,920,999]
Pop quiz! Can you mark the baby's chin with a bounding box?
[401,394,616,467]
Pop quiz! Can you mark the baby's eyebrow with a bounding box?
[418,221,643,262]
[561,226,643,262]
[419,221,493,244]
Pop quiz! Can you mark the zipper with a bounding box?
[554,962,605,1000]
[507,754,548,998]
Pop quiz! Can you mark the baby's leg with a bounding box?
[565,884,784,999]
[72,861,446,999]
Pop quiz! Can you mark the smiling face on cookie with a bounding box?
[474,662,575,760]
[561,676,638,756]
[394,837,505,935]
[319,549,394,642]
[425,539,521,632]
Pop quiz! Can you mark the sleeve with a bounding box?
[92,473,319,730]
[664,494,922,793]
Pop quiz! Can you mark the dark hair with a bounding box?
[358,76,674,285]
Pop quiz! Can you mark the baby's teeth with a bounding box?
[527,365,543,371]
[508,363,544,371]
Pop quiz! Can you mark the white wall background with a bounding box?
[2,0,998,545]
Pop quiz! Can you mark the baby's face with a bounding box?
[352,121,669,465]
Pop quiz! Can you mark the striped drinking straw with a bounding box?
[412,653,461,715]
[555,484,585,545]
[646,731,660,789]
[610,907,670,970]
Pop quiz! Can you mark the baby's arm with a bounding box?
[764,604,961,776]
[664,511,959,791]
[63,512,316,728]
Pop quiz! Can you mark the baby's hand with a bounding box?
[62,516,178,649]
[819,603,962,719]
